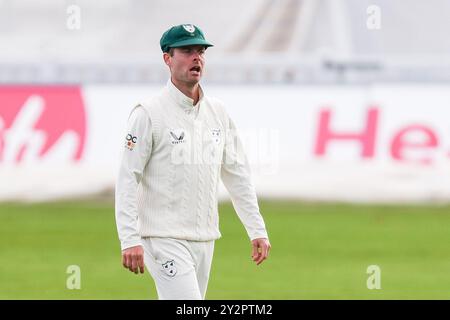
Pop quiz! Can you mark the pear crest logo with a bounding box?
[211,129,221,144]
[162,260,177,277]
[182,24,195,33]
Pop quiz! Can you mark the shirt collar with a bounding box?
[166,78,204,111]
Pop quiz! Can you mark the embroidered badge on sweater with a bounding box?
[211,129,221,144]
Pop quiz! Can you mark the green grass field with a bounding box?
[1,199,450,299]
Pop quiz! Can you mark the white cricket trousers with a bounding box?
[141,237,215,300]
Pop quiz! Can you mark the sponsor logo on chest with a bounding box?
[169,129,185,144]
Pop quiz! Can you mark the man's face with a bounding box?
[164,45,206,85]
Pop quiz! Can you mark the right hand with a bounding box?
[122,245,145,274]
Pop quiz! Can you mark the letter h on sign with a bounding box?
[314,108,379,158]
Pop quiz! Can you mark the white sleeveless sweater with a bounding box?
[115,80,268,250]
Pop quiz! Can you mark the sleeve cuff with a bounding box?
[249,231,269,241]
[120,239,143,251]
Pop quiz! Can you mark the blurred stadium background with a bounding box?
[1,0,450,299]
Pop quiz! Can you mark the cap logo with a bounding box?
[182,24,195,33]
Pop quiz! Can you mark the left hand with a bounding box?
[251,238,271,266]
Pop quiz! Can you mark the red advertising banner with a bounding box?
[0,86,86,164]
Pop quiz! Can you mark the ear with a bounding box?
[163,53,171,67]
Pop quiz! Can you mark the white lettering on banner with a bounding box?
[1,96,46,163]
[1,96,78,164]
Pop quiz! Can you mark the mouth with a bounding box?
[189,66,201,75]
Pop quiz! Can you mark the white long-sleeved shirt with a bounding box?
[115,80,268,250]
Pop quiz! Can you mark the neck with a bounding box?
[171,77,200,105]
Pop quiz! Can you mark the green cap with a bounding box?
[160,24,214,53]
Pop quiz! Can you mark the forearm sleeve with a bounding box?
[115,106,152,250]
[220,116,269,241]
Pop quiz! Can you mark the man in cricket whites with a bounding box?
[115,24,271,300]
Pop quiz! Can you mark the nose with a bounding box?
[192,50,204,61]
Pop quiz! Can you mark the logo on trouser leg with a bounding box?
[162,260,177,277]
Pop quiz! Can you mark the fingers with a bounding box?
[122,251,130,271]
[131,254,138,274]
[122,253,127,269]
[138,253,145,274]
[255,247,265,265]
[122,251,132,272]
[122,246,145,274]
[256,243,268,265]
[253,240,271,266]
[252,243,259,262]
